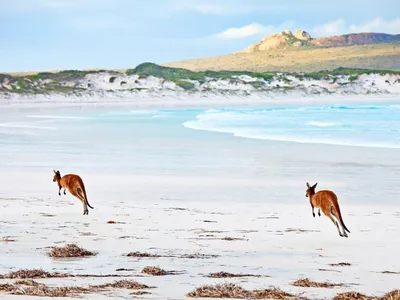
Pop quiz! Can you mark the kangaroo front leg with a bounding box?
[58,187,62,196]
[63,189,67,195]
[312,205,315,217]
[318,209,321,217]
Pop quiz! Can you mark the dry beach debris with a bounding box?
[0,268,139,279]
[0,279,153,297]
[187,283,298,299]
[206,272,263,278]
[292,278,344,288]
[48,244,97,258]
[141,266,182,276]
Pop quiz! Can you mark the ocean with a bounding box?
[183,104,400,149]
[1,103,400,205]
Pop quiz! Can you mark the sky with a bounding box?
[1,0,399,72]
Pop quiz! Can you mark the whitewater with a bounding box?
[183,104,400,149]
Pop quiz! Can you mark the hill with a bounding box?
[164,31,400,73]
[238,30,400,53]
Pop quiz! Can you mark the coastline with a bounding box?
[2,93,400,110]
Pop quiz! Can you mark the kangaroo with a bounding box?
[305,182,350,238]
[53,170,94,215]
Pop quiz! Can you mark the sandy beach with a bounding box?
[1,98,400,299]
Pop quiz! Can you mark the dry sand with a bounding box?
[0,171,399,299]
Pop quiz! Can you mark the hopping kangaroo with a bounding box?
[53,170,94,215]
[305,182,350,238]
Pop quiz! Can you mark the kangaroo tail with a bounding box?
[332,200,350,233]
[78,182,94,210]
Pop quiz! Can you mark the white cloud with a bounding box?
[215,24,267,39]
[349,17,400,33]
[214,21,296,40]
[313,19,346,36]
[213,17,400,41]
[312,18,400,37]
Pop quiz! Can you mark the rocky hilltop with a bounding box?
[240,30,312,52]
[240,30,400,53]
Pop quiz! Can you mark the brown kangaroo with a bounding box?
[305,182,350,238]
[53,170,94,215]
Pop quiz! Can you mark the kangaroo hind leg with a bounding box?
[71,188,88,215]
[327,214,344,237]
[77,187,89,215]
[330,206,347,238]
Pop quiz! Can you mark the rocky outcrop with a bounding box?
[293,30,312,41]
[240,30,312,53]
[240,30,400,53]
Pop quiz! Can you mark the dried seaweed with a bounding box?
[94,280,151,290]
[126,251,162,258]
[330,263,352,267]
[207,272,262,278]
[381,290,400,300]
[292,278,344,288]
[187,283,298,299]
[333,291,374,300]
[48,244,97,258]
[141,266,181,276]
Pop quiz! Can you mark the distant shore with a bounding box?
[1,93,400,110]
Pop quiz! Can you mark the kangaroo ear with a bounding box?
[312,182,318,189]
[306,182,310,188]
[53,169,57,174]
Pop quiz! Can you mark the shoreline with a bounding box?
[1,93,400,110]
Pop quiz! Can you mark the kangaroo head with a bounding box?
[305,182,318,197]
[53,170,61,182]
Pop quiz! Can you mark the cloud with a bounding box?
[349,17,400,33]
[214,21,296,40]
[312,18,400,37]
[215,23,267,39]
[312,19,346,36]
[220,18,400,41]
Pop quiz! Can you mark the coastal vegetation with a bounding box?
[1,62,399,95]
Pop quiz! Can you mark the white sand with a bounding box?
[1,177,399,299]
[1,98,400,299]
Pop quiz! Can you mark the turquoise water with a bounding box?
[1,103,400,174]
[183,104,400,149]
[2,103,400,205]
